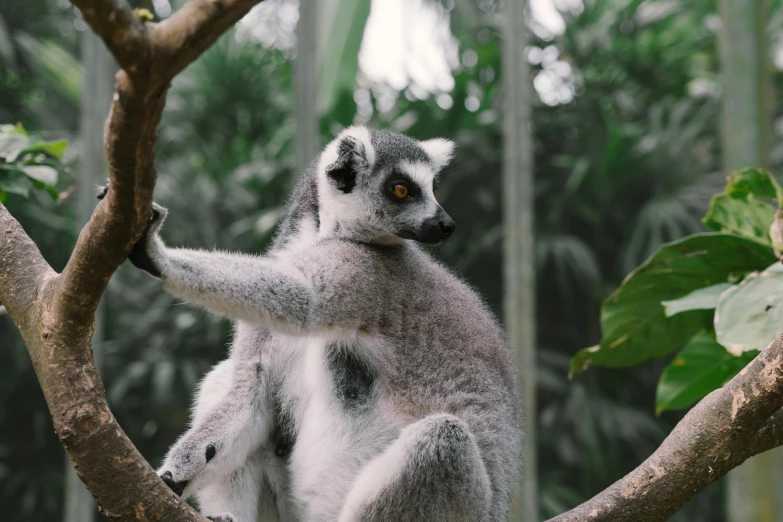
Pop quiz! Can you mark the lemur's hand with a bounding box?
[97,182,168,277]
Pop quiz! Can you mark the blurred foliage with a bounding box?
[0,122,65,201]
[2,0,783,521]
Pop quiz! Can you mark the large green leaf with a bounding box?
[715,262,783,355]
[571,233,776,375]
[656,331,757,415]
[662,283,733,317]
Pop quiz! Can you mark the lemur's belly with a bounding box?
[269,332,401,522]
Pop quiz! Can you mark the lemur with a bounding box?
[114,126,520,521]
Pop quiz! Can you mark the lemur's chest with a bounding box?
[267,332,400,520]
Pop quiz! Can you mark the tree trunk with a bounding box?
[502,0,538,520]
[718,0,783,520]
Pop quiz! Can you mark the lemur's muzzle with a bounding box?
[415,209,456,244]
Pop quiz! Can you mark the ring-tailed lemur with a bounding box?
[116,126,520,521]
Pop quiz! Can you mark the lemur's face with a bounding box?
[317,127,457,245]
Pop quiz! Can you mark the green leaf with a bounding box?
[723,167,783,205]
[21,165,57,186]
[571,233,776,375]
[656,331,757,415]
[0,123,28,136]
[715,262,783,355]
[662,283,733,317]
[0,131,30,161]
[18,140,68,160]
[703,194,775,245]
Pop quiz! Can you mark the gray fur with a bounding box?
[144,127,520,521]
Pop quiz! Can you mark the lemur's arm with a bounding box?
[94,186,315,332]
[145,227,315,333]
[104,186,383,332]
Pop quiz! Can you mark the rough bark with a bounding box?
[547,334,783,522]
[0,0,264,519]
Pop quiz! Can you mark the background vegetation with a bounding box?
[2,0,782,520]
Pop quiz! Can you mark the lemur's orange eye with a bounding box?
[433,188,438,198]
[393,184,409,199]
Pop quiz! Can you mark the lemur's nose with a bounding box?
[416,210,456,244]
[439,218,456,237]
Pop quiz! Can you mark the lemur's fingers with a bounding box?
[95,181,167,231]
[127,201,167,277]
[159,471,188,497]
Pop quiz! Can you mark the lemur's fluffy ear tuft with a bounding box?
[420,138,455,170]
[325,128,374,193]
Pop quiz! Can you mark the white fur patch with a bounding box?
[317,126,377,181]
[398,161,436,193]
[316,126,381,241]
[420,138,455,170]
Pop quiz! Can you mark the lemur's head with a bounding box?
[316,126,456,245]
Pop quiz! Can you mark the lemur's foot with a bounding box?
[159,470,188,497]
[206,515,236,522]
[157,437,217,496]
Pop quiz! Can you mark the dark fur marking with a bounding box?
[327,344,377,409]
[326,137,360,193]
[271,391,296,459]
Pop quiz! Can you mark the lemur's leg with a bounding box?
[338,414,492,522]
[159,353,272,499]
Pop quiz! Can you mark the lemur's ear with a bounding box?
[420,138,455,170]
[325,134,373,193]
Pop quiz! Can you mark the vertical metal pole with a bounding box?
[503,0,537,520]
[720,0,781,521]
[294,0,320,176]
[63,29,114,522]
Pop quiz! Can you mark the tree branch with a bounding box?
[70,0,151,73]
[548,334,783,522]
[152,0,262,81]
[0,204,55,335]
